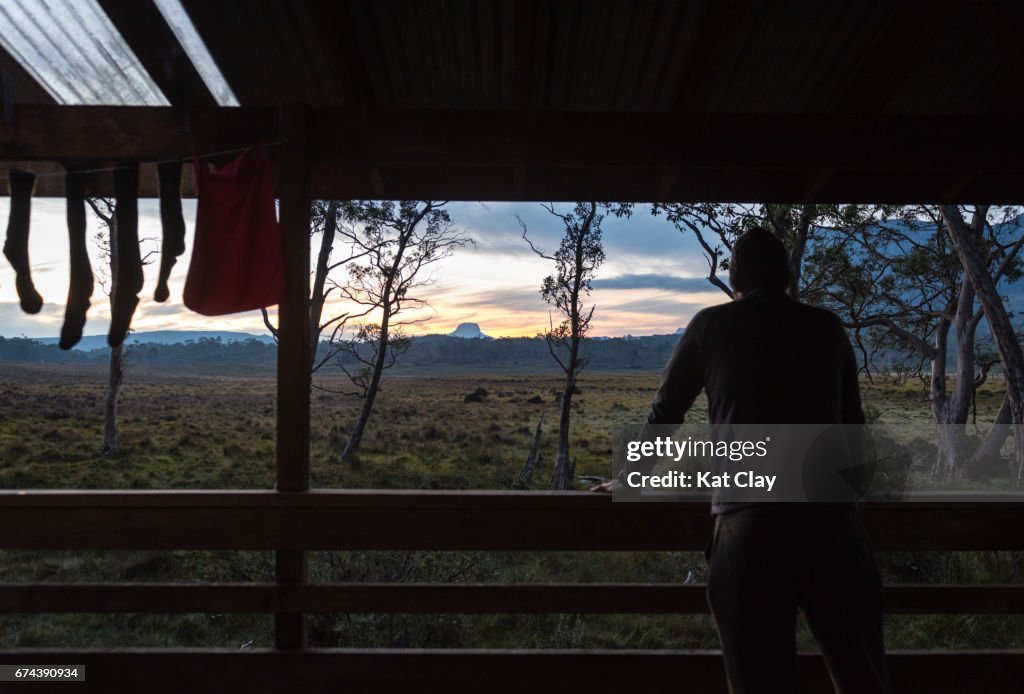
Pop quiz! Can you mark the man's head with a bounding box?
[728,226,791,295]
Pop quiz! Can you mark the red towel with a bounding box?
[184,147,283,315]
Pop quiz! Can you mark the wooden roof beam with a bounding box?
[96,0,218,109]
[0,105,275,160]
[3,107,1024,203]
[4,106,1023,170]
[0,49,56,106]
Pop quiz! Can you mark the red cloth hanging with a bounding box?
[184,146,283,316]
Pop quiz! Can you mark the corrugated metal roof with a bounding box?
[0,0,169,105]
[152,0,239,107]
[1,0,1022,202]
[168,0,1022,115]
[1,0,1019,114]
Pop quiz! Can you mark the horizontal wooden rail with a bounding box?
[5,106,1024,169]
[1,583,1022,615]
[1,490,1023,550]
[0,649,1021,694]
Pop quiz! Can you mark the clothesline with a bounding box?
[3,143,285,349]
[0,141,285,183]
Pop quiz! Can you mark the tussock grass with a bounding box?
[0,363,1020,648]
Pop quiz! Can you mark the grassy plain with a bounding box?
[0,362,1021,650]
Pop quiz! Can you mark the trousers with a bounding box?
[706,508,891,693]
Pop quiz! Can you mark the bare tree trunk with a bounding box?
[934,277,979,478]
[517,412,545,485]
[552,384,575,489]
[551,337,580,490]
[337,207,426,462]
[941,205,1024,478]
[341,308,393,461]
[970,395,1011,474]
[929,306,954,475]
[103,343,124,455]
[309,201,338,372]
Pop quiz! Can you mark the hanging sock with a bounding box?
[59,168,94,350]
[154,159,185,303]
[3,168,43,314]
[108,162,143,348]
[184,146,283,316]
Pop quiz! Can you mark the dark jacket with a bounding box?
[637,290,866,513]
[649,290,865,427]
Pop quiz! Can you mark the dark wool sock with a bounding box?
[59,168,94,350]
[155,159,186,303]
[108,162,143,348]
[3,168,43,314]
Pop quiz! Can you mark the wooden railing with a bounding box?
[1,490,1022,693]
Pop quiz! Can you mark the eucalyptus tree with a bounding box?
[653,202,1024,478]
[334,201,469,462]
[521,202,630,489]
[86,198,157,455]
[940,205,1024,477]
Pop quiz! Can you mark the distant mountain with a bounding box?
[448,322,492,339]
[0,331,680,373]
[34,330,275,351]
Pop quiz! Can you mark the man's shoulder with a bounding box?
[684,302,732,331]
[687,297,844,332]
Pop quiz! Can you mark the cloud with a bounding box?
[592,274,714,293]
[137,302,188,317]
[2,198,732,339]
[601,295,716,317]
[0,300,65,338]
[436,287,545,314]
[447,202,716,272]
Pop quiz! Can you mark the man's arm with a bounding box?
[648,318,706,426]
[593,316,706,492]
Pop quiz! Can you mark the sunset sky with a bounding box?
[0,198,729,341]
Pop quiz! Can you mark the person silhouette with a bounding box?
[593,227,891,693]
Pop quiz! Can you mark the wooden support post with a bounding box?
[275,103,311,650]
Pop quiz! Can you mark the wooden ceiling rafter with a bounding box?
[0,50,55,106]
[96,0,218,109]
[669,0,758,113]
[830,0,953,114]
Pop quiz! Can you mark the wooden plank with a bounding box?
[0,105,275,160]
[275,106,311,492]
[2,583,1022,615]
[316,164,1024,205]
[2,106,1024,188]
[0,491,1023,551]
[0,649,1021,694]
[2,106,1024,202]
[0,51,56,105]
[309,110,1024,170]
[8,160,1023,203]
[274,103,312,650]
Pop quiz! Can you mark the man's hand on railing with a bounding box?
[590,479,623,493]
